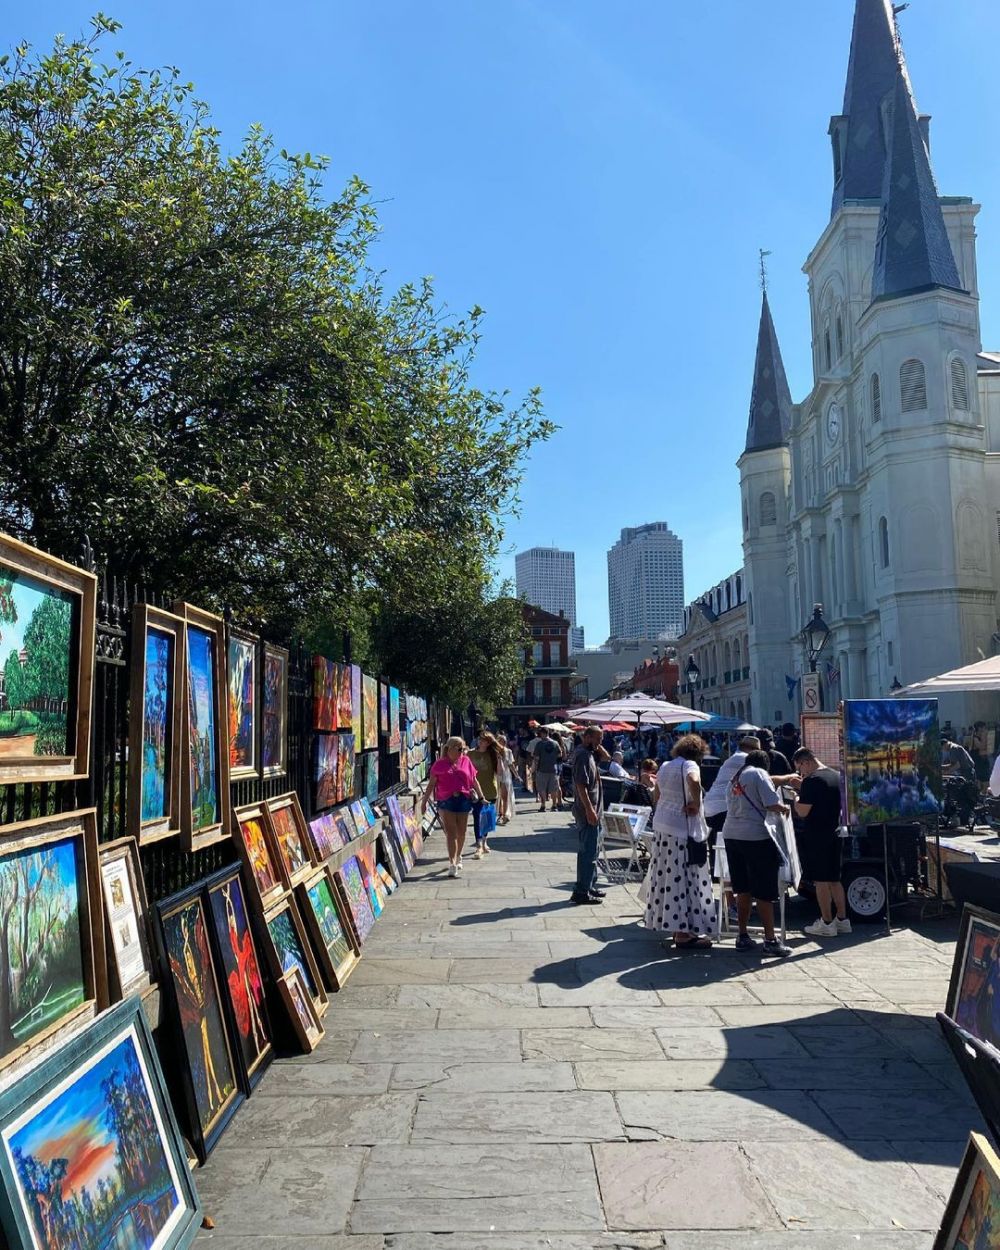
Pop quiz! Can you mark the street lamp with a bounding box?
[890,676,903,693]
[800,604,830,673]
[685,657,700,711]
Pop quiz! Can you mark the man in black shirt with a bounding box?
[758,728,792,777]
[792,748,849,937]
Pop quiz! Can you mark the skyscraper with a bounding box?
[515,547,577,624]
[607,524,684,641]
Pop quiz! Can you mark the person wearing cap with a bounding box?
[758,728,793,778]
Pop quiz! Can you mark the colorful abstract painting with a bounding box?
[141,627,173,824]
[362,674,378,751]
[0,836,86,1063]
[266,907,318,1000]
[388,687,401,752]
[307,813,344,861]
[950,909,1000,1051]
[312,657,338,733]
[337,856,376,945]
[261,647,287,775]
[160,898,237,1139]
[304,875,354,972]
[380,683,389,737]
[186,626,219,831]
[208,876,271,1084]
[4,1026,185,1250]
[361,798,377,826]
[227,635,256,775]
[364,751,379,804]
[843,698,942,827]
[356,845,385,917]
[315,734,339,811]
[338,664,352,728]
[350,666,362,741]
[237,814,281,902]
[270,802,310,882]
[338,734,356,803]
[0,565,74,759]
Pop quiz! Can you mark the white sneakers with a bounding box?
[804,917,853,937]
[448,864,457,878]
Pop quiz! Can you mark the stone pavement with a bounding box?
[196,795,980,1249]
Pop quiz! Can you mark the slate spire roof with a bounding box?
[831,0,908,215]
[871,70,964,302]
[744,292,793,454]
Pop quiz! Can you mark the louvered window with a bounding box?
[900,359,927,412]
[871,373,882,423]
[951,357,969,410]
[759,492,777,526]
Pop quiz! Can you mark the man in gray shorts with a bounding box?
[532,727,564,812]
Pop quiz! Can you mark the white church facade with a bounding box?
[740,0,1000,728]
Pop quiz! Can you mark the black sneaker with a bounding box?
[570,892,602,905]
[734,933,758,951]
[589,889,607,900]
[762,937,793,958]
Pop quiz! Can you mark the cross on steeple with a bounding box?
[759,249,772,294]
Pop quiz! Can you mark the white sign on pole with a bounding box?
[801,672,821,714]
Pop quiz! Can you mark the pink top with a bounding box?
[430,754,478,801]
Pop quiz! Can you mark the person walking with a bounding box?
[792,748,851,937]
[421,737,486,877]
[532,726,564,813]
[721,749,793,957]
[643,735,715,949]
[496,734,516,824]
[468,731,502,858]
[570,727,610,905]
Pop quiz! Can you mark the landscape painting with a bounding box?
[336,857,376,945]
[388,687,400,752]
[261,646,287,776]
[3,1024,187,1250]
[186,626,220,832]
[0,564,74,760]
[362,674,378,751]
[948,906,1000,1051]
[159,896,239,1151]
[227,633,256,778]
[207,875,272,1090]
[301,871,357,989]
[843,698,942,827]
[314,734,339,811]
[0,835,88,1067]
[235,811,282,905]
[313,657,338,732]
[265,906,320,1003]
[141,628,173,824]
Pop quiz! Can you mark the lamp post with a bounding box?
[685,657,700,713]
[800,603,830,712]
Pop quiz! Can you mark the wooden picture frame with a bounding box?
[0,997,202,1250]
[264,791,315,889]
[0,808,105,1077]
[261,642,289,778]
[261,894,328,1019]
[946,903,1000,1052]
[333,855,377,947]
[98,835,154,1002]
[934,1131,1000,1249]
[233,799,287,910]
[278,966,324,1053]
[153,881,245,1162]
[0,531,96,785]
[296,867,360,992]
[128,604,185,845]
[226,625,259,781]
[937,1013,1000,1147]
[174,601,232,852]
[204,865,274,1096]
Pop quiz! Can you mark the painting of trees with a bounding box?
[0,568,74,756]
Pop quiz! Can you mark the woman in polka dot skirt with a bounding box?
[643,734,716,949]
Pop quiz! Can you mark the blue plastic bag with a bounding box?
[479,802,497,836]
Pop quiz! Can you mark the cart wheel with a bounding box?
[843,863,887,924]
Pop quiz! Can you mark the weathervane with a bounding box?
[759,249,772,294]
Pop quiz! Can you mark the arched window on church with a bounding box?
[951,357,970,411]
[879,516,890,569]
[871,372,881,424]
[759,491,777,527]
[900,359,927,413]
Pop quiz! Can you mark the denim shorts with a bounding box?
[438,793,473,814]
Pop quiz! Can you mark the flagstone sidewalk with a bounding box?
[196,795,977,1249]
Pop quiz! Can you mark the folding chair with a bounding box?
[597,810,649,884]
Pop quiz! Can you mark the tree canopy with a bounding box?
[0,15,551,704]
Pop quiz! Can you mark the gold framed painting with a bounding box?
[261,894,328,1019]
[0,531,97,785]
[98,835,154,1001]
[227,626,258,781]
[0,808,105,1075]
[232,799,287,910]
[127,603,185,845]
[264,791,315,890]
[261,642,288,778]
[934,1131,1000,1249]
[279,966,324,1053]
[173,601,232,852]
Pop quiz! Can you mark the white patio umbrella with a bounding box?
[891,655,1000,697]
[566,693,712,739]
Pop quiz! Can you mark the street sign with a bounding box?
[801,671,821,713]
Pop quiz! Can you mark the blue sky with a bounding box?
[16,2,1000,642]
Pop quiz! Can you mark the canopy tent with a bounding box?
[566,693,711,739]
[892,655,1000,697]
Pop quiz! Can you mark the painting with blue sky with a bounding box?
[186,626,219,831]
[0,565,74,759]
[843,699,942,827]
[141,628,173,824]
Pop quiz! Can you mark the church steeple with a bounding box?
[744,292,792,454]
[830,0,908,215]
[871,71,964,302]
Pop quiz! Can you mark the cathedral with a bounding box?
[740,0,1000,728]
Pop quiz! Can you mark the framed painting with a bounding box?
[264,792,315,889]
[173,602,231,852]
[364,750,379,803]
[261,895,328,1019]
[0,996,202,1250]
[315,733,340,811]
[937,1013,1000,1148]
[306,812,345,863]
[313,656,339,732]
[226,627,258,781]
[0,532,97,785]
[842,698,943,827]
[947,904,1000,1051]
[154,885,244,1162]
[205,866,273,1096]
[261,643,288,778]
[362,673,378,751]
[335,811,355,848]
[934,1131,1000,1249]
[350,665,362,741]
[350,800,368,832]
[380,682,389,737]
[378,828,406,886]
[337,662,352,729]
[388,686,401,752]
[357,845,386,918]
[0,809,104,1076]
[98,836,153,1002]
[334,856,377,947]
[296,867,360,992]
[128,604,185,845]
[278,967,324,1053]
[338,733,356,803]
[232,800,285,910]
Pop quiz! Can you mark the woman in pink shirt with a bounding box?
[422,736,486,876]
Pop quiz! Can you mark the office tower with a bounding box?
[607,523,684,640]
[569,626,585,655]
[515,547,577,624]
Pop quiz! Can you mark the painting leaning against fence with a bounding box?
[0,837,86,1064]
[186,626,219,831]
[3,1025,186,1250]
[227,635,256,775]
[0,565,74,759]
[141,628,173,823]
